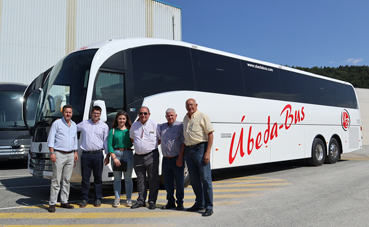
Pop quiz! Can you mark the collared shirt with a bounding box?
[77,119,109,154]
[47,117,78,151]
[130,119,158,155]
[157,121,184,157]
[183,110,214,146]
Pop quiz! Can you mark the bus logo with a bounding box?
[342,109,350,131]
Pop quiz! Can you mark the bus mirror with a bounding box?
[93,100,107,122]
[48,95,55,113]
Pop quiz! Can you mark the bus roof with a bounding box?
[75,38,353,87]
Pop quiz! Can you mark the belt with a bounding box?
[164,155,178,159]
[116,148,133,151]
[187,142,206,148]
[135,149,157,156]
[55,149,74,154]
[83,149,102,154]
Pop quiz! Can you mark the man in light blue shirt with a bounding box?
[77,105,109,208]
[47,105,78,213]
[157,108,185,211]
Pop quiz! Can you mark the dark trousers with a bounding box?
[162,156,185,206]
[185,142,213,209]
[134,149,159,205]
[80,151,104,201]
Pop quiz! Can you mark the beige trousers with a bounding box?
[49,151,74,205]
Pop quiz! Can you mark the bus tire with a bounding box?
[160,161,191,188]
[183,161,190,188]
[307,138,325,166]
[325,138,340,164]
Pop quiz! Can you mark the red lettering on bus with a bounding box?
[247,126,254,155]
[228,104,306,164]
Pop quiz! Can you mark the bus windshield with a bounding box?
[0,91,26,129]
[35,49,97,125]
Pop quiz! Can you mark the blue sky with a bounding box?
[162,0,369,68]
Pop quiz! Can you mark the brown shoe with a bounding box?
[48,205,55,213]
[61,203,74,209]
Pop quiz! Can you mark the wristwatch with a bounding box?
[50,152,55,155]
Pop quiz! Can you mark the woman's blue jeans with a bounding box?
[112,150,133,199]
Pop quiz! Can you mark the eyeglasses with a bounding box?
[139,112,148,115]
[92,112,101,115]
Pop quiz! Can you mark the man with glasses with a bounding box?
[183,98,215,217]
[77,105,109,208]
[130,106,159,210]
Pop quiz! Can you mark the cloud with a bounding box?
[346,58,363,65]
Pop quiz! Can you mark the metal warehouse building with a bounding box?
[0,0,181,84]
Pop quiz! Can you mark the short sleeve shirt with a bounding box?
[183,110,214,146]
[130,119,158,155]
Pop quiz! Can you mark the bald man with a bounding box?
[182,99,214,217]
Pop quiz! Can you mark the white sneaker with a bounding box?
[112,198,120,208]
[126,199,132,207]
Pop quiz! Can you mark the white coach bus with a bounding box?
[23,38,362,183]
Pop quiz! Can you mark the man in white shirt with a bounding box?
[77,105,109,208]
[130,106,159,210]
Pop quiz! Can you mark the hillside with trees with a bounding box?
[290,65,369,88]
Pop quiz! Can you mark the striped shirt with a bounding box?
[77,119,109,154]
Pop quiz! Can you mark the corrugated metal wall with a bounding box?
[0,0,181,84]
[153,1,181,40]
[0,0,66,84]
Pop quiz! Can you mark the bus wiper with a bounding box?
[34,116,60,125]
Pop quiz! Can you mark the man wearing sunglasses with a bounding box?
[130,106,159,210]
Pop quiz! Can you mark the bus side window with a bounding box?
[191,49,245,96]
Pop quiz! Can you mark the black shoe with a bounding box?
[148,203,156,210]
[161,203,176,210]
[48,205,55,213]
[131,203,146,209]
[186,204,205,212]
[94,199,101,207]
[176,204,184,210]
[60,203,74,209]
[79,200,88,208]
[202,209,214,217]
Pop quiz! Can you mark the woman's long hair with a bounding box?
[111,111,132,129]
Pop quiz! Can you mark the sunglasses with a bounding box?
[139,112,148,115]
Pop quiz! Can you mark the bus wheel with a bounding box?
[161,161,191,188]
[183,161,190,188]
[307,138,325,166]
[325,138,340,164]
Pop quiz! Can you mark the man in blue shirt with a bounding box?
[157,108,185,210]
[47,105,78,213]
[77,105,109,208]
